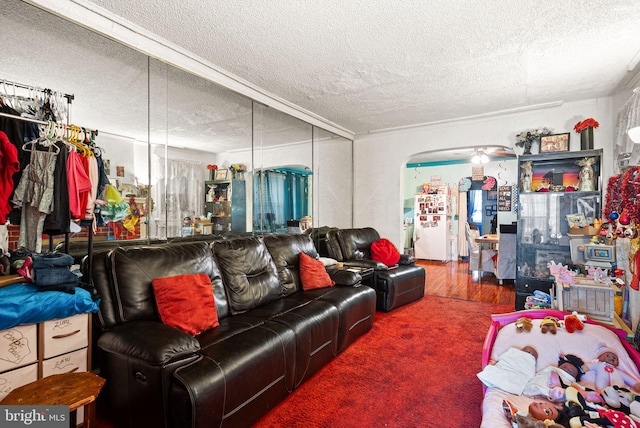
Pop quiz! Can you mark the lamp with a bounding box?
[471,148,489,164]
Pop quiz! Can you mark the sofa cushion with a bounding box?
[299,252,335,290]
[263,233,321,294]
[213,237,281,315]
[108,242,227,324]
[335,227,381,261]
[153,273,219,336]
[370,238,401,267]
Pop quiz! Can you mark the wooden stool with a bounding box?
[1,372,105,428]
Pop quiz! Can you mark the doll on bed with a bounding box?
[582,345,640,394]
[477,345,538,395]
[525,387,638,428]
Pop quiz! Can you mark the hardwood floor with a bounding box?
[417,259,516,306]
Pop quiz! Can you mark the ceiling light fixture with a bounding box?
[629,126,640,144]
[471,148,489,164]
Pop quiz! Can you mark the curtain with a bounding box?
[254,169,309,232]
[151,157,206,238]
[615,88,640,168]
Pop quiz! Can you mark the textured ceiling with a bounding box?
[84,0,640,135]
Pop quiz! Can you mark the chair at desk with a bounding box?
[464,222,496,274]
[496,224,516,283]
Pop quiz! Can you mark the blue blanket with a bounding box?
[0,283,100,330]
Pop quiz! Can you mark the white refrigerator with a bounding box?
[413,194,451,261]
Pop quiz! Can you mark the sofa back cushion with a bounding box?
[262,233,319,294]
[212,237,281,315]
[335,227,381,261]
[107,242,228,324]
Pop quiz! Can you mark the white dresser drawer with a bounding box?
[42,313,88,359]
[42,347,87,377]
[0,362,38,400]
[0,324,38,372]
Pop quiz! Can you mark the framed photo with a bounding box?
[540,133,570,152]
[215,169,230,180]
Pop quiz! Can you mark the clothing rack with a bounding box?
[0,78,74,103]
[0,94,98,278]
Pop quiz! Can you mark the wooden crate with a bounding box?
[554,278,616,323]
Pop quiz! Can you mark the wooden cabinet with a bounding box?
[204,179,246,233]
[0,313,91,423]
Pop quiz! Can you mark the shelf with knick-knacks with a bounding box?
[518,149,602,194]
[514,149,602,311]
[204,179,246,233]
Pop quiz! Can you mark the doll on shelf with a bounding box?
[578,157,596,192]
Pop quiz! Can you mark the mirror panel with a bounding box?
[312,128,354,229]
[0,0,150,248]
[253,104,313,234]
[148,59,253,239]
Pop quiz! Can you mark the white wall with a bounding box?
[353,97,615,248]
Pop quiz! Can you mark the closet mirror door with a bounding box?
[1,0,150,250]
[312,127,354,231]
[148,59,253,240]
[253,104,313,235]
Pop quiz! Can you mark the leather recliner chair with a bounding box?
[324,227,426,311]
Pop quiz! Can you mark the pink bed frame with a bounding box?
[481,309,640,372]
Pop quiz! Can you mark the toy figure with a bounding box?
[578,157,596,192]
[583,345,640,394]
[527,386,638,428]
[521,161,533,193]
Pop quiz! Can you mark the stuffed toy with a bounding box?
[563,311,585,334]
[540,316,560,334]
[516,317,533,333]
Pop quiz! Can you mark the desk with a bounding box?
[475,234,499,278]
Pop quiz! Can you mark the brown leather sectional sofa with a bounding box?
[87,233,376,427]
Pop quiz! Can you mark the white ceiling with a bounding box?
[82,0,640,136]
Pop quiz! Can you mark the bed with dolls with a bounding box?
[480,309,640,428]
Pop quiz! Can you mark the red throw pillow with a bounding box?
[299,252,335,291]
[371,238,401,266]
[152,273,219,336]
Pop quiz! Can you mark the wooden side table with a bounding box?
[1,371,105,428]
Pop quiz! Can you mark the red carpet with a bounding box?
[253,295,513,428]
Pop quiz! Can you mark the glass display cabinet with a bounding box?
[515,149,602,310]
[204,179,247,233]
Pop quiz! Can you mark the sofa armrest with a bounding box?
[97,320,201,365]
[326,268,361,286]
[344,259,388,271]
[399,254,415,265]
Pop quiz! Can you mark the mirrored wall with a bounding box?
[1,0,352,252]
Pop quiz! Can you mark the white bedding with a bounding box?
[480,318,640,428]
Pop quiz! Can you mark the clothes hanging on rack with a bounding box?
[42,141,70,235]
[66,149,92,220]
[11,147,58,253]
[0,131,20,224]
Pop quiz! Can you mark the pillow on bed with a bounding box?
[152,273,219,336]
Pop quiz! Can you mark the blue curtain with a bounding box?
[254,169,309,232]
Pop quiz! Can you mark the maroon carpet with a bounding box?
[253,295,514,428]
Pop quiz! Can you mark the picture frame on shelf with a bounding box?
[215,169,230,180]
[540,133,570,152]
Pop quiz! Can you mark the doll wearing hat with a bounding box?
[583,344,640,393]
